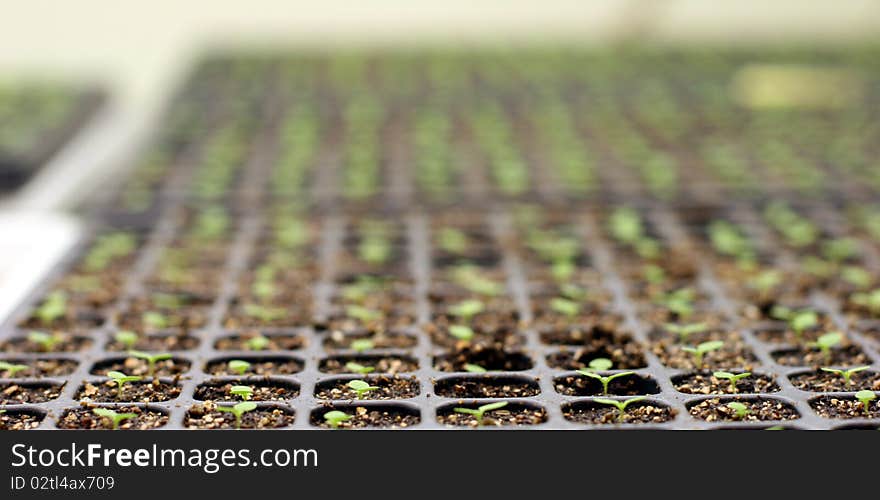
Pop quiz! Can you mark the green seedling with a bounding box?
[27,331,62,352]
[451,265,502,297]
[464,363,487,373]
[230,385,254,401]
[771,307,818,342]
[748,269,782,296]
[682,340,724,368]
[438,227,469,254]
[128,351,172,377]
[453,401,509,425]
[242,303,286,323]
[448,299,485,321]
[664,322,708,343]
[350,339,375,353]
[855,390,876,417]
[448,325,475,342]
[0,361,28,377]
[551,260,576,282]
[151,293,185,310]
[809,332,843,364]
[346,305,383,323]
[708,220,754,262]
[559,283,588,301]
[609,208,643,244]
[820,366,869,387]
[347,379,379,399]
[576,368,635,395]
[83,232,136,272]
[345,362,375,375]
[588,358,613,371]
[851,289,880,315]
[107,371,142,399]
[34,291,67,324]
[323,410,352,428]
[713,371,751,393]
[142,311,168,330]
[726,401,750,420]
[245,335,271,351]
[656,288,696,319]
[358,235,391,265]
[642,264,666,284]
[593,396,647,422]
[92,408,138,430]
[841,267,872,290]
[216,401,258,429]
[550,297,580,318]
[114,331,138,350]
[823,238,859,263]
[228,360,252,375]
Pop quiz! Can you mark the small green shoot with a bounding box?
[347,379,379,399]
[453,401,509,425]
[593,396,647,422]
[664,322,708,343]
[346,305,383,323]
[448,299,484,321]
[726,402,750,420]
[107,371,142,399]
[438,227,469,254]
[142,311,168,330]
[770,307,818,342]
[820,366,869,387]
[242,303,286,323]
[464,363,487,373]
[246,335,270,351]
[576,368,635,395]
[128,350,172,377]
[216,401,258,429]
[92,408,138,430]
[712,371,751,393]
[588,358,614,371]
[114,331,138,350]
[350,339,375,353]
[228,360,252,375]
[345,362,375,375]
[27,331,62,352]
[855,390,876,417]
[851,289,880,315]
[550,297,580,318]
[230,385,254,401]
[0,361,29,377]
[809,332,843,364]
[324,410,352,428]
[681,340,724,368]
[34,291,67,324]
[448,325,475,342]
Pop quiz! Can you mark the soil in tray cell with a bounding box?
[185,402,296,429]
[810,395,880,419]
[771,344,871,368]
[89,356,191,377]
[434,347,534,372]
[562,399,675,425]
[193,379,299,402]
[105,334,199,352]
[789,369,880,392]
[0,409,45,430]
[688,397,800,422]
[314,375,420,400]
[0,382,64,404]
[0,358,78,377]
[434,376,541,398]
[57,405,169,430]
[436,402,547,427]
[1,334,92,353]
[214,331,306,351]
[544,335,648,370]
[322,330,417,350]
[75,380,181,403]
[554,372,660,396]
[319,354,419,374]
[651,331,758,371]
[311,405,421,429]
[673,371,780,395]
[205,356,304,376]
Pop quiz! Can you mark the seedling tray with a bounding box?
[0,84,104,191]
[2,48,879,430]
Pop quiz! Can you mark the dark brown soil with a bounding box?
[314,375,420,400]
[546,346,647,370]
[1,335,92,353]
[789,370,880,392]
[434,376,541,398]
[223,299,314,329]
[538,323,629,346]
[311,405,421,429]
[214,332,305,351]
[753,323,831,344]
[0,358,78,377]
[771,345,871,367]
[563,401,675,424]
[319,354,419,374]
[18,306,105,333]
[810,396,880,419]
[194,379,299,402]
[106,334,199,352]
[205,357,304,376]
[90,357,191,377]
[0,410,44,430]
[688,397,800,422]
[437,402,547,427]
[434,347,534,372]
[116,302,210,333]
[673,372,780,395]
[652,336,757,370]
[554,373,660,396]
[185,402,296,429]
[1,382,63,403]
[57,405,169,429]
[75,380,180,402]
[426,324,525,349]
[322,330,416,350]
[327,306,416,332]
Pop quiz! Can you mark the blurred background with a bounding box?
[2,1,879,117]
